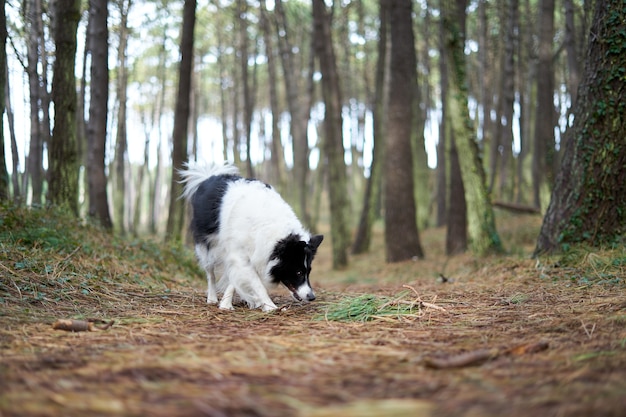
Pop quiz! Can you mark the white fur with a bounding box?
[182,163,313,312]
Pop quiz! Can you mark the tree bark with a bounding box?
[435,9,448,228]
[25,0,44,205]
[259,0,286,190]
[86,0,112,229]
[531,0,556,210]
[166,0,196,241]
[275,0,311,225]
[446,132,467,255]
[312,0,349,268]
[238,0,255,178]
[441,0,502,256]
[534,0,626,255]
[384,0,424,263]
[0,0,7,201]
[113,0,132,234]
[497,0,518,200]
[48,0,81,214]
[352,0,388,254]
[5,64,21,202]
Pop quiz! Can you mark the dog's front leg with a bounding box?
[219,284,235,310]
[226,257,277,312]
[206,268,218,304]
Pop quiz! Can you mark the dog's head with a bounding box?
[269,233,324,302]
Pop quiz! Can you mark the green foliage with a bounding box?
[0,204,83,253]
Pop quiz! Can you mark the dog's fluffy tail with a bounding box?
[179,162,240,201]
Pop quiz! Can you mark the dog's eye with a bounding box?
[296,270,304,277]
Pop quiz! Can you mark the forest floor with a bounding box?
[1,206,625,417]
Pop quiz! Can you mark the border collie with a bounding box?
[180,163,323,312]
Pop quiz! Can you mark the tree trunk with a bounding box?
[534,0,626,255]
[215,24,230,163]
[435,10,447,228]
[531,0,556,210]
[446,132,467,255]
[441,0,502,256]
[497,0,518,201]
[275,0,311,225]
[439,4,466,255]
[413,74,430,230]
[259,0,286,190]
[48,0,81,214]
[516,0,534,205]
[352,0,388,254]
[166,0,196,241]
[25,0,44,205]
[113,0,132,234]
[312,0,349,269]
[237,0,255,178]
[384,0,424,263]
[5,66,21,202]
[86,0,112,229]
[563,0,581,111]
[0,0,7,201]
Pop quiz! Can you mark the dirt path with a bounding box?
[2,257,625,417]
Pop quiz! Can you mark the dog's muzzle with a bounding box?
[289,284,316,302]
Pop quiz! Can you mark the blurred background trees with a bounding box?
[1,0,622,265]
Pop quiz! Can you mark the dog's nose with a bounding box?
[307,292,316,302]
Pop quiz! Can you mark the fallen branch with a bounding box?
[492,201,541,215]
[424,340,549,369]
[52,318,115,332]
[423,349,497,369]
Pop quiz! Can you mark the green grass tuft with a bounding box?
[316,292,420,322]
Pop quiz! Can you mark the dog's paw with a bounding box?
[261,303,278,312]
[218,301,235,310]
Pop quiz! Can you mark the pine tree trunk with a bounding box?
[5,66,22,201]
[312,0,349,269]
[531,0,556,210]
[260,0,286,190]
[352,0,388,254]
[237,0,255,178]
[0,0,8,201]
[435,15,448,228]
[497,0,518,200]
[166,0,196,241]
[48,0,81,214]
[384,0,424,263]
[86,0,112,229]
[441,0,502,256]
[446,133,467,255]
[113,0,132,235]
[534,0,626,255]
[25,0,44,205]
[275,0,311,225]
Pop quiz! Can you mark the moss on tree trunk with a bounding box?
[441,0,502,256]
[534,0,626,255]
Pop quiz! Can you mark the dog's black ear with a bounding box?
[309,235,324,252]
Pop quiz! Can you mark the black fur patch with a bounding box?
[190,174,240,245]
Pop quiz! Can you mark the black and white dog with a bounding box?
[180,163,323,312]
